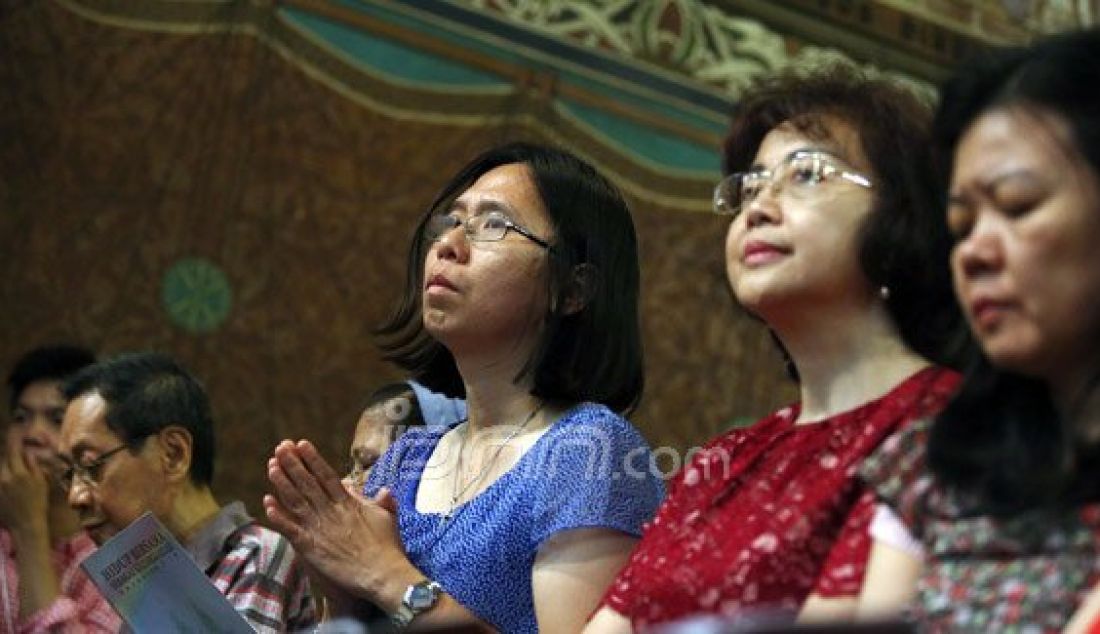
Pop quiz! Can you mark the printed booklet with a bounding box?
[80,512,254,633]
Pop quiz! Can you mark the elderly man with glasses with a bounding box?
[57,352,316,633]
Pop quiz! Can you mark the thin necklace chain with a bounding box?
[444,401,544,521]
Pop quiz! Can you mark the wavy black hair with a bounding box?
[928,28,1100,515]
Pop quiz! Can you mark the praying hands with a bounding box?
[263,439,490,629]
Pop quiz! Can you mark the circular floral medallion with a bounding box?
[161,257,232,334]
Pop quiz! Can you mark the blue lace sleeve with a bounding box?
[526,406,664,549]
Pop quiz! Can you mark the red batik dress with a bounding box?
[598,367,959,630]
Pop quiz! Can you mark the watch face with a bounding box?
[408,583,438,610]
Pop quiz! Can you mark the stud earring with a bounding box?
[879,285,891,301]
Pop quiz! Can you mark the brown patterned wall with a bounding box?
[0,2,795,516]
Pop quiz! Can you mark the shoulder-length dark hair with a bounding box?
[375,142,644,414]
[722,63,970,373]
[928,28,1100,515]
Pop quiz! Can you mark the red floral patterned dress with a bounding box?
[599,367,959,630]
[862,417,1100,633]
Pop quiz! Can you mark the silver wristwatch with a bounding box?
[391,579,443,628]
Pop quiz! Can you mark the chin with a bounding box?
[732,284,796,318]
[422,307,456,333]
[980,341,1047,377]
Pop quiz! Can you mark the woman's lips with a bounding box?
[969,297,1015,330]
[742,240,790,266]
[425,273,457,292]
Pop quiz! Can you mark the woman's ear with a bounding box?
[562,263,598,316]
[156,426,194,484]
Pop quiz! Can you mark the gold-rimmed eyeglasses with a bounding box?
[713,151,873,217]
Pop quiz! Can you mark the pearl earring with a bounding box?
[879,285,891,301]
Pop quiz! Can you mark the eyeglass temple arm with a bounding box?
[840,172,872,188]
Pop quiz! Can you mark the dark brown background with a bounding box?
[0,2,794,515]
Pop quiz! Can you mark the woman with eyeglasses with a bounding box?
[264,142,663,633]
[585,65,968,632]
[853,29,1100,633]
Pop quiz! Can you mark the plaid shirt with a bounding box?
[186,501,317,633]
[1,527,119,633]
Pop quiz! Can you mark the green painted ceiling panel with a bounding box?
[281,6,508,88]
[322,1,726,134]
[560,100,721,174]
[561,71,729,136]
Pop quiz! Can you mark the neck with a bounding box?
[772,299,929,424]
[455,361,542,435]
[164,484,222,544]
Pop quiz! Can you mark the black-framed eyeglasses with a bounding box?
[58,444,130,492]
[713,150,873,217]
[425,210,551,250]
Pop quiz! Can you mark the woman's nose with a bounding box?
[953,214,1005,279]
[744,191,782,229]
[433,223,469,262]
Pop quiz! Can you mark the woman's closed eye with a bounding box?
[946,198,975,241]
[990,181,1045,219]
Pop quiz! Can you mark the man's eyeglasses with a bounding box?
[425,210,551,250]
[713,151,873,217]
[57,445,129,492]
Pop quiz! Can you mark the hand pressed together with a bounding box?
[263,439,419,613]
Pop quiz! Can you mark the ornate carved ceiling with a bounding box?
[457,0,1097,87]
[38,0,1097,210]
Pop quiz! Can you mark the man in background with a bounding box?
[57,351,316,633]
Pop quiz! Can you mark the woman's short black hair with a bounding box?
[7,345,96,411]
[375,142,644,414]
[722,63,969,372]
[928,28,1100,515]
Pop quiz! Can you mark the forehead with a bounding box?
[953,108,1075,181]
[14,380,65,410]
[755,117,868,170]
[59,393,119,454]
[456,163,549,226]
[355,405,391,434]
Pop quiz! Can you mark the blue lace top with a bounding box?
[364,402,664,633]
